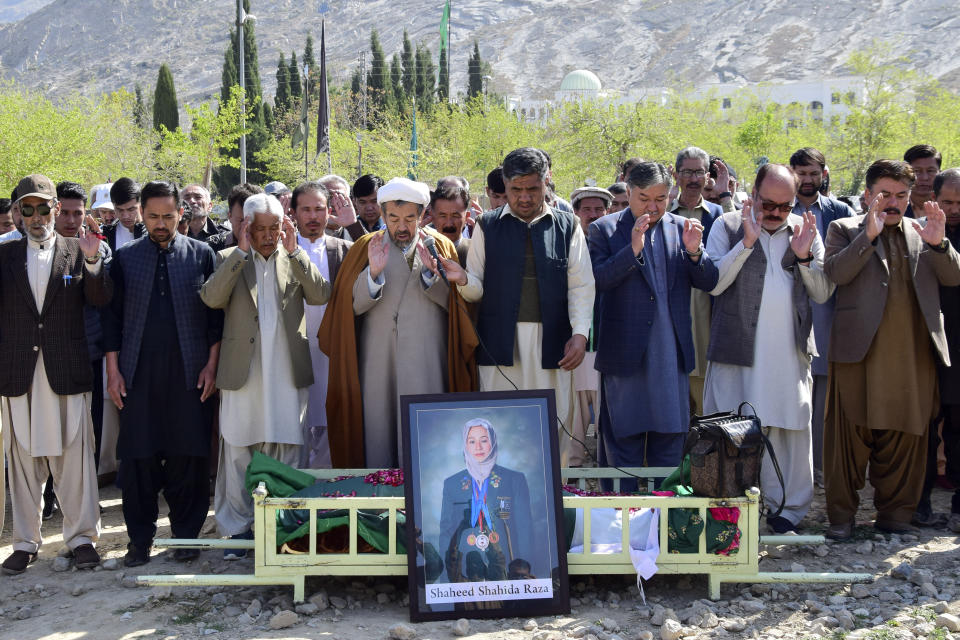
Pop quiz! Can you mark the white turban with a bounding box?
[376,177,431,206]
[242,193,284,223]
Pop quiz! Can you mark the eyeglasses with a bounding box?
[20,203,53,218]
[759,199,795,214]
[679,169,706,178]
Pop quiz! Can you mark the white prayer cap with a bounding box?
[376,177,431,207]
[242,193,284,223]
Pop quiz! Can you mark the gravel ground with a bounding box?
[1,479,958,640]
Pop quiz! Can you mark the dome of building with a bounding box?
[559,69,602,92]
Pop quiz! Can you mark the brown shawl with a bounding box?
[317,228,478,467]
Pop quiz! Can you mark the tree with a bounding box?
[401,30,415,98]
[438,46,449,103]
[390,53,404,116]
[350,68,364,127]
[468,40,483,99]
[133,84,147,129]
[415,43,436,112]
[368,29,388,116]
[288,52,302,101]
[304,33,316,72]
[152,63,179,133]
[220,34,238,103]
[275,52,290,117]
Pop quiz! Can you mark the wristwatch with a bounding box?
[84,254,101,264]
[717,191,732,200]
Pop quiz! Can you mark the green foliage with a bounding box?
[153,85,250,188]
[133,84,148,130]
[304,33,316,72]
[401,30,415,98]
[288,52,302,100]
[152,63,179,133]
[368,29,388,115]
[415,43,436,112]
[275,52,290,116]
[438,46,449,103]
[0,82,151,188]
[390,54,404,115]
[468,41,483,99]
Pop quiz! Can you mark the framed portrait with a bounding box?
[401,390,570,622]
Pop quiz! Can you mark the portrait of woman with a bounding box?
[438,418,535,584]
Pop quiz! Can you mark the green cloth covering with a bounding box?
[660,456,739,555]
[245,451,316,496]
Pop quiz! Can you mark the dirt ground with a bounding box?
[0,475,958,640]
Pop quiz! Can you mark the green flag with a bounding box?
[439,0,450,52]
[408,99,418,180]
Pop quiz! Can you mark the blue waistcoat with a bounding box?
[477,206,576,369]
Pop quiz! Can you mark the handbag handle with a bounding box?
[737,401,786,518]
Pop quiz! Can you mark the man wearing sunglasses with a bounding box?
[0,173,112,575]
[703,163,834,535]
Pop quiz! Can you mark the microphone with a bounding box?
[422,235,449,284]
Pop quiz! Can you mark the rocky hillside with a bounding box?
[0,0,958,105]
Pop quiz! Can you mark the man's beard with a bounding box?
[799,183,819,196]
[27,219,55,242]
[390,231,413,250]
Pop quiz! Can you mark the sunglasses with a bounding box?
[20,203,54,218]
[759,199,794,214]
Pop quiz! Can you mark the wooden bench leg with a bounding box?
[292,576,306,603]
[709,574,723,600]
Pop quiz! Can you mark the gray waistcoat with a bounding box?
[706,214,816,367]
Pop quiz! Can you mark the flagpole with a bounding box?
[304,63,310,181]
[323,20,332,173]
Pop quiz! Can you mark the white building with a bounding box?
[510,70,865,123]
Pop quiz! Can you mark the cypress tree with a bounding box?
[275,52,290,115]
[438,47,449,103]
[401,30,415,98]
[468,40,483,99]
[350,68,363,127]
[152,63,179,132]
[368,29,388,114]
[133,84,147,129]
[415,43,435,111]
[304,33,316,72]
[288,52,302,100]
[390,53,404,115]
[220,33,238,103]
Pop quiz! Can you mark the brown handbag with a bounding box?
[682,402,785,516]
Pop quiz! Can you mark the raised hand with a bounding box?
[415,231,439,276]
[790,210,819,260]
[281,216,298,254]
[328,191,358,226]
[914,200,947,246]
[667,182,680,207]
[236,219,251,253]
[714,159,731,196]
[741,198,761,248]
[466,199,483,229]
[631,213,651,256]
[367,232,390,280]
[864,193,887,241]
[77,214,102,258]
[441,257,467,286]
[682,217,704,255]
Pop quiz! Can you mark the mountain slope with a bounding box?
[0,0,957,106]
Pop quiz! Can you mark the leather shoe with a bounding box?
[2,550,38,575]
[875,520,921,535]
[825,522,853,541]
[767,515,798,534]
[71,544,101,569]
[124,543,151,568]
[173,548,200,563]
[42,497,59,521]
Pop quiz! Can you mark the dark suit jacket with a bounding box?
[588,209,719,376]
[102,234,223,390]
[0,236,112,396]
[103,221,145,252]
[824,216,960,364]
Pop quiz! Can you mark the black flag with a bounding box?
[317,20,330,161]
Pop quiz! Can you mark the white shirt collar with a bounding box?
[298,234,326,249]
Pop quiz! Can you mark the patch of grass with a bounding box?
[913,606,936,622]
[885,619,900,627]
[865,629,897,640]
[829,631,848,640]
[112,605,139,615]
[171,600,209,625]
[929,628,948,640]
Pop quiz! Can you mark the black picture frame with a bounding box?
[401,390,570,622]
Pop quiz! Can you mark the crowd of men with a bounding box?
[0,140,958,576]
